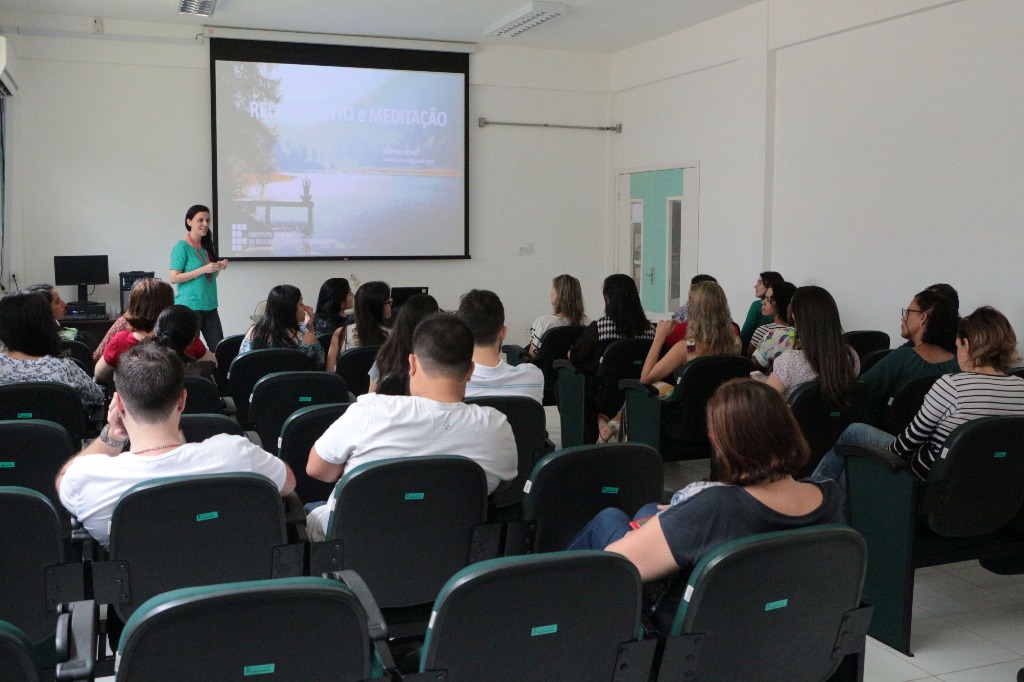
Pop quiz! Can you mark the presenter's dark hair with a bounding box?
[458,289,505,346]
[602,274,651,339]
[315,278,351,333]
[251,284,302,350]
[353,281,391,347]
[114,341,185,424]
[0,291,61,357]
[412,313,474,380]
[184,204,216,259]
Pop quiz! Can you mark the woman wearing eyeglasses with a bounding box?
[815,306,1024,486]
[859,288,959,424]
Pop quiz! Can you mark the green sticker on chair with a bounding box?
[829,411,841,417]
[196,511,219,522]
[765,599,788,611]
[601,486,619,494]
[531,624,558,636]
[298,396,312,402]
[404,492,425,500]
[243,663,275,676]
[994,451,1007,458]
[16,412,32,419]
[0,462,13,468]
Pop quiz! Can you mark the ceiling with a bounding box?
[0,0,760,53]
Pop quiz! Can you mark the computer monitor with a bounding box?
[54,255,110,303]
[390,286,429,308]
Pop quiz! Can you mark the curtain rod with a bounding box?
[478,117,622,133]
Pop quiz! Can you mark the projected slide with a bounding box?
[213,57,466,259]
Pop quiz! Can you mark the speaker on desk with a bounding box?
[120,271,156,313]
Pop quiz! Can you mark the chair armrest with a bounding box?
[328,570,398,673]
[55,600,97,681]
[502,344,528,366]
[619,379,657,396]
[552,359,577,373]
[221,396,237,416]
[835,443,909,473]
[244,430,262,448]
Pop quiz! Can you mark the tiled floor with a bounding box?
[550,408,1024,680]
[100,409,1024,680]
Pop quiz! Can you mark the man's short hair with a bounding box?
[412,313,474,380]
[113,341,185,424]
[457,289,504,346]
[690,274,717,286]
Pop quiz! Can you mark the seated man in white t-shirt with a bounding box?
[56,341,296,548]
[305,313,518,541]
[457,289,544,403]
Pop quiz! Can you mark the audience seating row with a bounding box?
[0,484,872,682]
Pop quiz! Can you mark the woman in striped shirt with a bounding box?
[814,306,1024,485]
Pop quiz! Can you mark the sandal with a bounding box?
[597,417,620,444]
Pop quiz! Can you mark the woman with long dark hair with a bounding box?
[326,280,391,371]
[367,294,440,394]
[765,285,859,409]
[0,291,104,406]
[739,271,784,349]
[568,379,841,632]
[569,274,655,374]
[168,204,228,349]
[313,277,353,336]
[527,274,587,359]
[240,284,325,369]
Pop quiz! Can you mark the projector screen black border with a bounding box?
[208,37,470,262]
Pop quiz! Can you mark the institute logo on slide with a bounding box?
[232,224,247,252]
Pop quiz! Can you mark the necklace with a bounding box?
[133,442,182,454]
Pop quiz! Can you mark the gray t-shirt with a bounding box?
[652,477,842,631]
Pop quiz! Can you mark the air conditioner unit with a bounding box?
[0,36,19,97]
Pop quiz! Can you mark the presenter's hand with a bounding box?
[218,259,229,271]
[201,262,220,275]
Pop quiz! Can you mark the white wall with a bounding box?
[770,0,1024,339]
[609,0,1024,345]
[4,0,1022,349]
[0,17,611,343]
[609,3,770,321]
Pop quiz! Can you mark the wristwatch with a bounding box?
[99,424,128,449]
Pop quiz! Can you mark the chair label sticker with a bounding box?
[196,511,220,522]
[298,396,312,402]
[601,486,619,494]
[404,492,425,500]
[243,663,276,676]
[531,624,558,636]
[994,451,1007,458]
[829,411,841,417]
[16,412,31,418]
[764,599,789,611]
[0,462,13,468]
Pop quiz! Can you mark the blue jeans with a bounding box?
[813,423,895,492]
[195,308,224,350]
[565,502,662,551]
